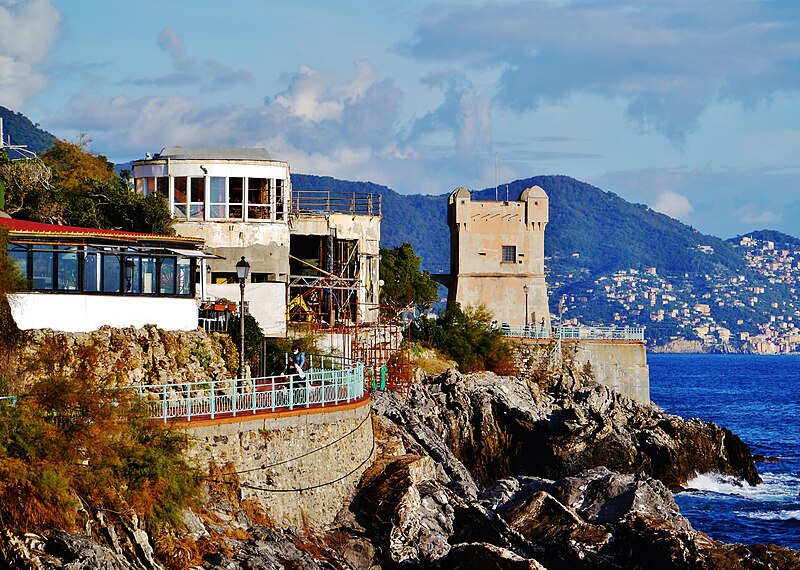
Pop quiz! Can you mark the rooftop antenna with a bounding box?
[495,152,498,201]
[0,118,38,159]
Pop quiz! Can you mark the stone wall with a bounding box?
[14,326,234,389]
[182,399,374,530]
[514,339,650,404]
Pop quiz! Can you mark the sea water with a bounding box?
[649,354,800,549]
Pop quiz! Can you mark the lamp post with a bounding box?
[236,256,250,379]
[523,284,529,328]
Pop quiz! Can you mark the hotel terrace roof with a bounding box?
[0,217,203,246]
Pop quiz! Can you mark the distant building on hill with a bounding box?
[446,186,550,327]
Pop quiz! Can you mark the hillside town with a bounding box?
[551,234,800,353]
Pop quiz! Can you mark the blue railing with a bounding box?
[127,354,365,423]
[500,324,645,341]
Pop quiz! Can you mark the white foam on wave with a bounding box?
[684,472,799,502]
[745,510,800,521]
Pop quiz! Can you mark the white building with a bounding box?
[132,148,381,337]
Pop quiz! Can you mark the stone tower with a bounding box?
[447,186,550,327]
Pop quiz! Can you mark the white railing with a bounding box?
[127,354,365,423]
[500,324,645,341]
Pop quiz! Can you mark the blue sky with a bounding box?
[1,0,799,239]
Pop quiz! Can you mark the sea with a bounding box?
[649,354,800,550]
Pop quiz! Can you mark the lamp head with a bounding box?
[236,256,250,281]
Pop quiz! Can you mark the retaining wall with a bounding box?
[182,398,374,530]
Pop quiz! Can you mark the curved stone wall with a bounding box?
[182,398,374,530]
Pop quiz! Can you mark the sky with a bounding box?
[1,0,799,240]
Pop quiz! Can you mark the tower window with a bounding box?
[502,246,516,263]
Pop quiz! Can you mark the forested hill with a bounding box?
[292,173,744,277]
[729,229,800,248]
[0,107,55,155]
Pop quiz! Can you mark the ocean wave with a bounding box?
[684,472,799,502]
[744,510,800,521]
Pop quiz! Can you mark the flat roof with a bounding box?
[0,217,203,245]
[156,147,273,161]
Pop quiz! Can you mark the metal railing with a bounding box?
[291,190,381,217]
[500,324,645,341]
[127,354,365,423]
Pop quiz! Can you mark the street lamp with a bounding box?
[236,256,250,379]
[523,284,529,328]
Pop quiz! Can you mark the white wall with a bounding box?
[8,294,198,332]
[206,282,286,337]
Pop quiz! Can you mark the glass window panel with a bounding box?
[173,177,188,218]
[155,177,168,198]
[9,245,28,280]
[124,255,140,294]
[275,179,285,219]
[83,251,99,292]
[190,177,205,202]
[160,257,176,295]
[210,177,225,202]
[177,258,192,295]
[141,257,157,294]
[248,178,270,220]
[103,254,121,293]
[229,177,244,220]
[189,177,206,219]
[32,246,54,290]
[135,178,144,194]
[57,247,79,291]
[209,205,226,218]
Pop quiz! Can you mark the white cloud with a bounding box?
[0,0,61,109]
[652,190,694,220]
[404,1,800,141]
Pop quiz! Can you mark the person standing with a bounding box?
[291,345,306,379]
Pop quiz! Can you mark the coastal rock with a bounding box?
[379,368,760,490]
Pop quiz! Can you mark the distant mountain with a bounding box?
[292,173,744,278]
[0,107,56,155]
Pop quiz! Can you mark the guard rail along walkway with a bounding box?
[129,353,365,423]
[499,324,645,341]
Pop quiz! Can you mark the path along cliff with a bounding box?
[1,328,798,569]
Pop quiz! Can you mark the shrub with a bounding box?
[410,303,518,374]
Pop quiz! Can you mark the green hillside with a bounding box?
[293,173,744,277]
[0,107,56,155]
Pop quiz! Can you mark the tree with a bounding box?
[379,243,438,314]
[0,135,173,234]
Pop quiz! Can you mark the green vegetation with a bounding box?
[409,303,517,374]
[379,242,439,313]
[0,135,172,234]
[227,314,265,368]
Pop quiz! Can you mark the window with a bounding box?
[248,178,270,220]
[140,257,158,294]
[9,244,28,281]
[189,177,206,220]
[160,257,176,295]
[209,177,226,219]
[56,246,79,291]
[102,253,121,293]
[229,178,244,219]
[275,179,285,220]
[32,245,54,290]
[173,177,188,218]
[502,245,516,263]
[83,248,100,292]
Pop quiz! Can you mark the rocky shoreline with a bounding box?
[2,363,798,569]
